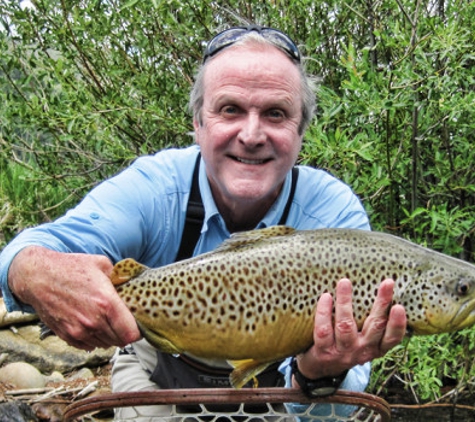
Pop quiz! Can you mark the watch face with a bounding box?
[310,386,337,397]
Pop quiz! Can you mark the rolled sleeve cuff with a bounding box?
[0,243,37,313]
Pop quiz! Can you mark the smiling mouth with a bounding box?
[234,156,271,165]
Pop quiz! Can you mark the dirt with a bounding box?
[0,363,113,422]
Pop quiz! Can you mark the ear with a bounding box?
[193,118,201,145]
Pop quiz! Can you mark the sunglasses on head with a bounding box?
[203,25,301,63]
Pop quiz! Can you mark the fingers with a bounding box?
[64,288,141,350]
[299,280,359,379]
[313,292,334,345]
[21,250,141,351]
[298,277,407,379]
[381,304,406,353]
[106,293,142,347]
[334,279,358,350]
[361,279,407,355]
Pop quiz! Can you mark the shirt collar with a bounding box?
[198,157,293,233]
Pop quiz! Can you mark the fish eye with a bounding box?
[456,279,471,296]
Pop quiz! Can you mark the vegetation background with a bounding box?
[1,0,475,407]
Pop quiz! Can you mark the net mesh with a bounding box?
[113,403,380,421]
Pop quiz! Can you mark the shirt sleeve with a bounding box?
[0,148,198,313]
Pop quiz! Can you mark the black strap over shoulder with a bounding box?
[175,154,204,262]
[175,153,299,262]
[279,165,299,226]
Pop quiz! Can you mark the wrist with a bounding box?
[291,357,348,397]
[8,246,50,303]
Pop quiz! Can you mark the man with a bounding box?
[0,26,406,420]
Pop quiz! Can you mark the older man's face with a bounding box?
[194,43,304,218]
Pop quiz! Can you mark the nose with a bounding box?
[238,113,266,147]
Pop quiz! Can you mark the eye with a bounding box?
[221,105,240,117]
[266,109,285,121]
[456,279,471,296]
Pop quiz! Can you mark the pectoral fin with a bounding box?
[227,359,275,389]
[137,322,182,354]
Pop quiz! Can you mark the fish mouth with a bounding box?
[411,299,475,335]
[449,300,475,331]
[424,299,475,334]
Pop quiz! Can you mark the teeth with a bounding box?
[236,157,266,165]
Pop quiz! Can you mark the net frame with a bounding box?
[63,387,391,421]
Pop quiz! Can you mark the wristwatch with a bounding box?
[291,358,348,397]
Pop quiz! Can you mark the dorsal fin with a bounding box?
[215,226,296,252]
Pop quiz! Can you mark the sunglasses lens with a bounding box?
[203,28,248,61]
[203,26,300,63]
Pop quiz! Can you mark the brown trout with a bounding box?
[111,226,475,388]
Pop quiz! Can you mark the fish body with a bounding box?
[111,226,475,387]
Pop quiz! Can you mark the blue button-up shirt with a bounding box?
[0,145,372,415]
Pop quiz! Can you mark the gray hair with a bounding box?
[188,33,316,136]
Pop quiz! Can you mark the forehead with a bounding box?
[202,44,302,105]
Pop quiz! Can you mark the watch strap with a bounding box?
[291,358,348,397]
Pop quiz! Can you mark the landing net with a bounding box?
[63,388,391,421]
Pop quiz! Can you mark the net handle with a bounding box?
[63,387,391,421]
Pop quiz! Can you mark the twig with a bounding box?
[6,387,54,396]
[74,381,99,399]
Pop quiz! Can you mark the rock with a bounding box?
[44,371,64,384]
[69,367,94,381]
[0,325,115,373]
[31,403,65,422]
[0,299,39,328]
[0,362,45,389]
[0,401,38,422]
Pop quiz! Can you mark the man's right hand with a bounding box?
[8,246,141,351]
